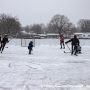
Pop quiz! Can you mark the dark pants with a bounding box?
[60,42,65,49]
[29,48,32,54]
[71,45,78,55]
[0,43,6,52]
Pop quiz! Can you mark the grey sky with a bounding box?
[0,0,90,26]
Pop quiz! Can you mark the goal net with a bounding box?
[21,38,35,47]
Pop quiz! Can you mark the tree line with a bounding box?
[0,13,90,38]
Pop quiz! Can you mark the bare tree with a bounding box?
[22,25,31,33]
[77,19,90,32]
[47,23,58,33]
[0,14,21,37]
[64,22,76,34]
[30,24,43,34]
[49,14,69,35]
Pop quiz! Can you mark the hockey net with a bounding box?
[21,38,35,47]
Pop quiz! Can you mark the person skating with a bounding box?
[0,34,9,53]
[0,35,1,42]
[65,35,80,56]
[60,34,65,49]
[28,41,33,54]
[0,35,1,51]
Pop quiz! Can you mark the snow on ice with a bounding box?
[0,39,90,90]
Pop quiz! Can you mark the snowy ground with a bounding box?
[0,39,90,90]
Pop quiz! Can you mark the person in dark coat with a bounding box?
[0,35,1,43]
[0,34,9,53]
[28,41,33,54]
[65,35,80,55]
[60,34,65,49]
[0,35,1,51]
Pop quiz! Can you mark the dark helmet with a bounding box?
[31,41,33,43]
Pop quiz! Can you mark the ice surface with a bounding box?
[0,39,90,90]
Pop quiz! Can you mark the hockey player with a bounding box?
[65,35,80,56]
[60,34,65,49]
[28,41,33,54]
[0,35,1,42]
[0,34,9,53]
[0,35,1,51]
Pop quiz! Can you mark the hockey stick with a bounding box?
[66,44,71,52]
[64,44,71,54]
[64,51,71,53]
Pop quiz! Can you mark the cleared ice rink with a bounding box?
[0,39,90,90]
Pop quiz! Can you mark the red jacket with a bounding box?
[60,35,64,43]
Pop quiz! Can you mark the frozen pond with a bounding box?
[0,39,90,90]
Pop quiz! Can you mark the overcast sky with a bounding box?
[0,0,90,26]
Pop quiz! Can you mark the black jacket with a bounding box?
[0,36,1,42]
[66,37,79,46]
[1,37,9,44]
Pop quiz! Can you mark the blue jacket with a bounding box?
[28,41,33,49]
